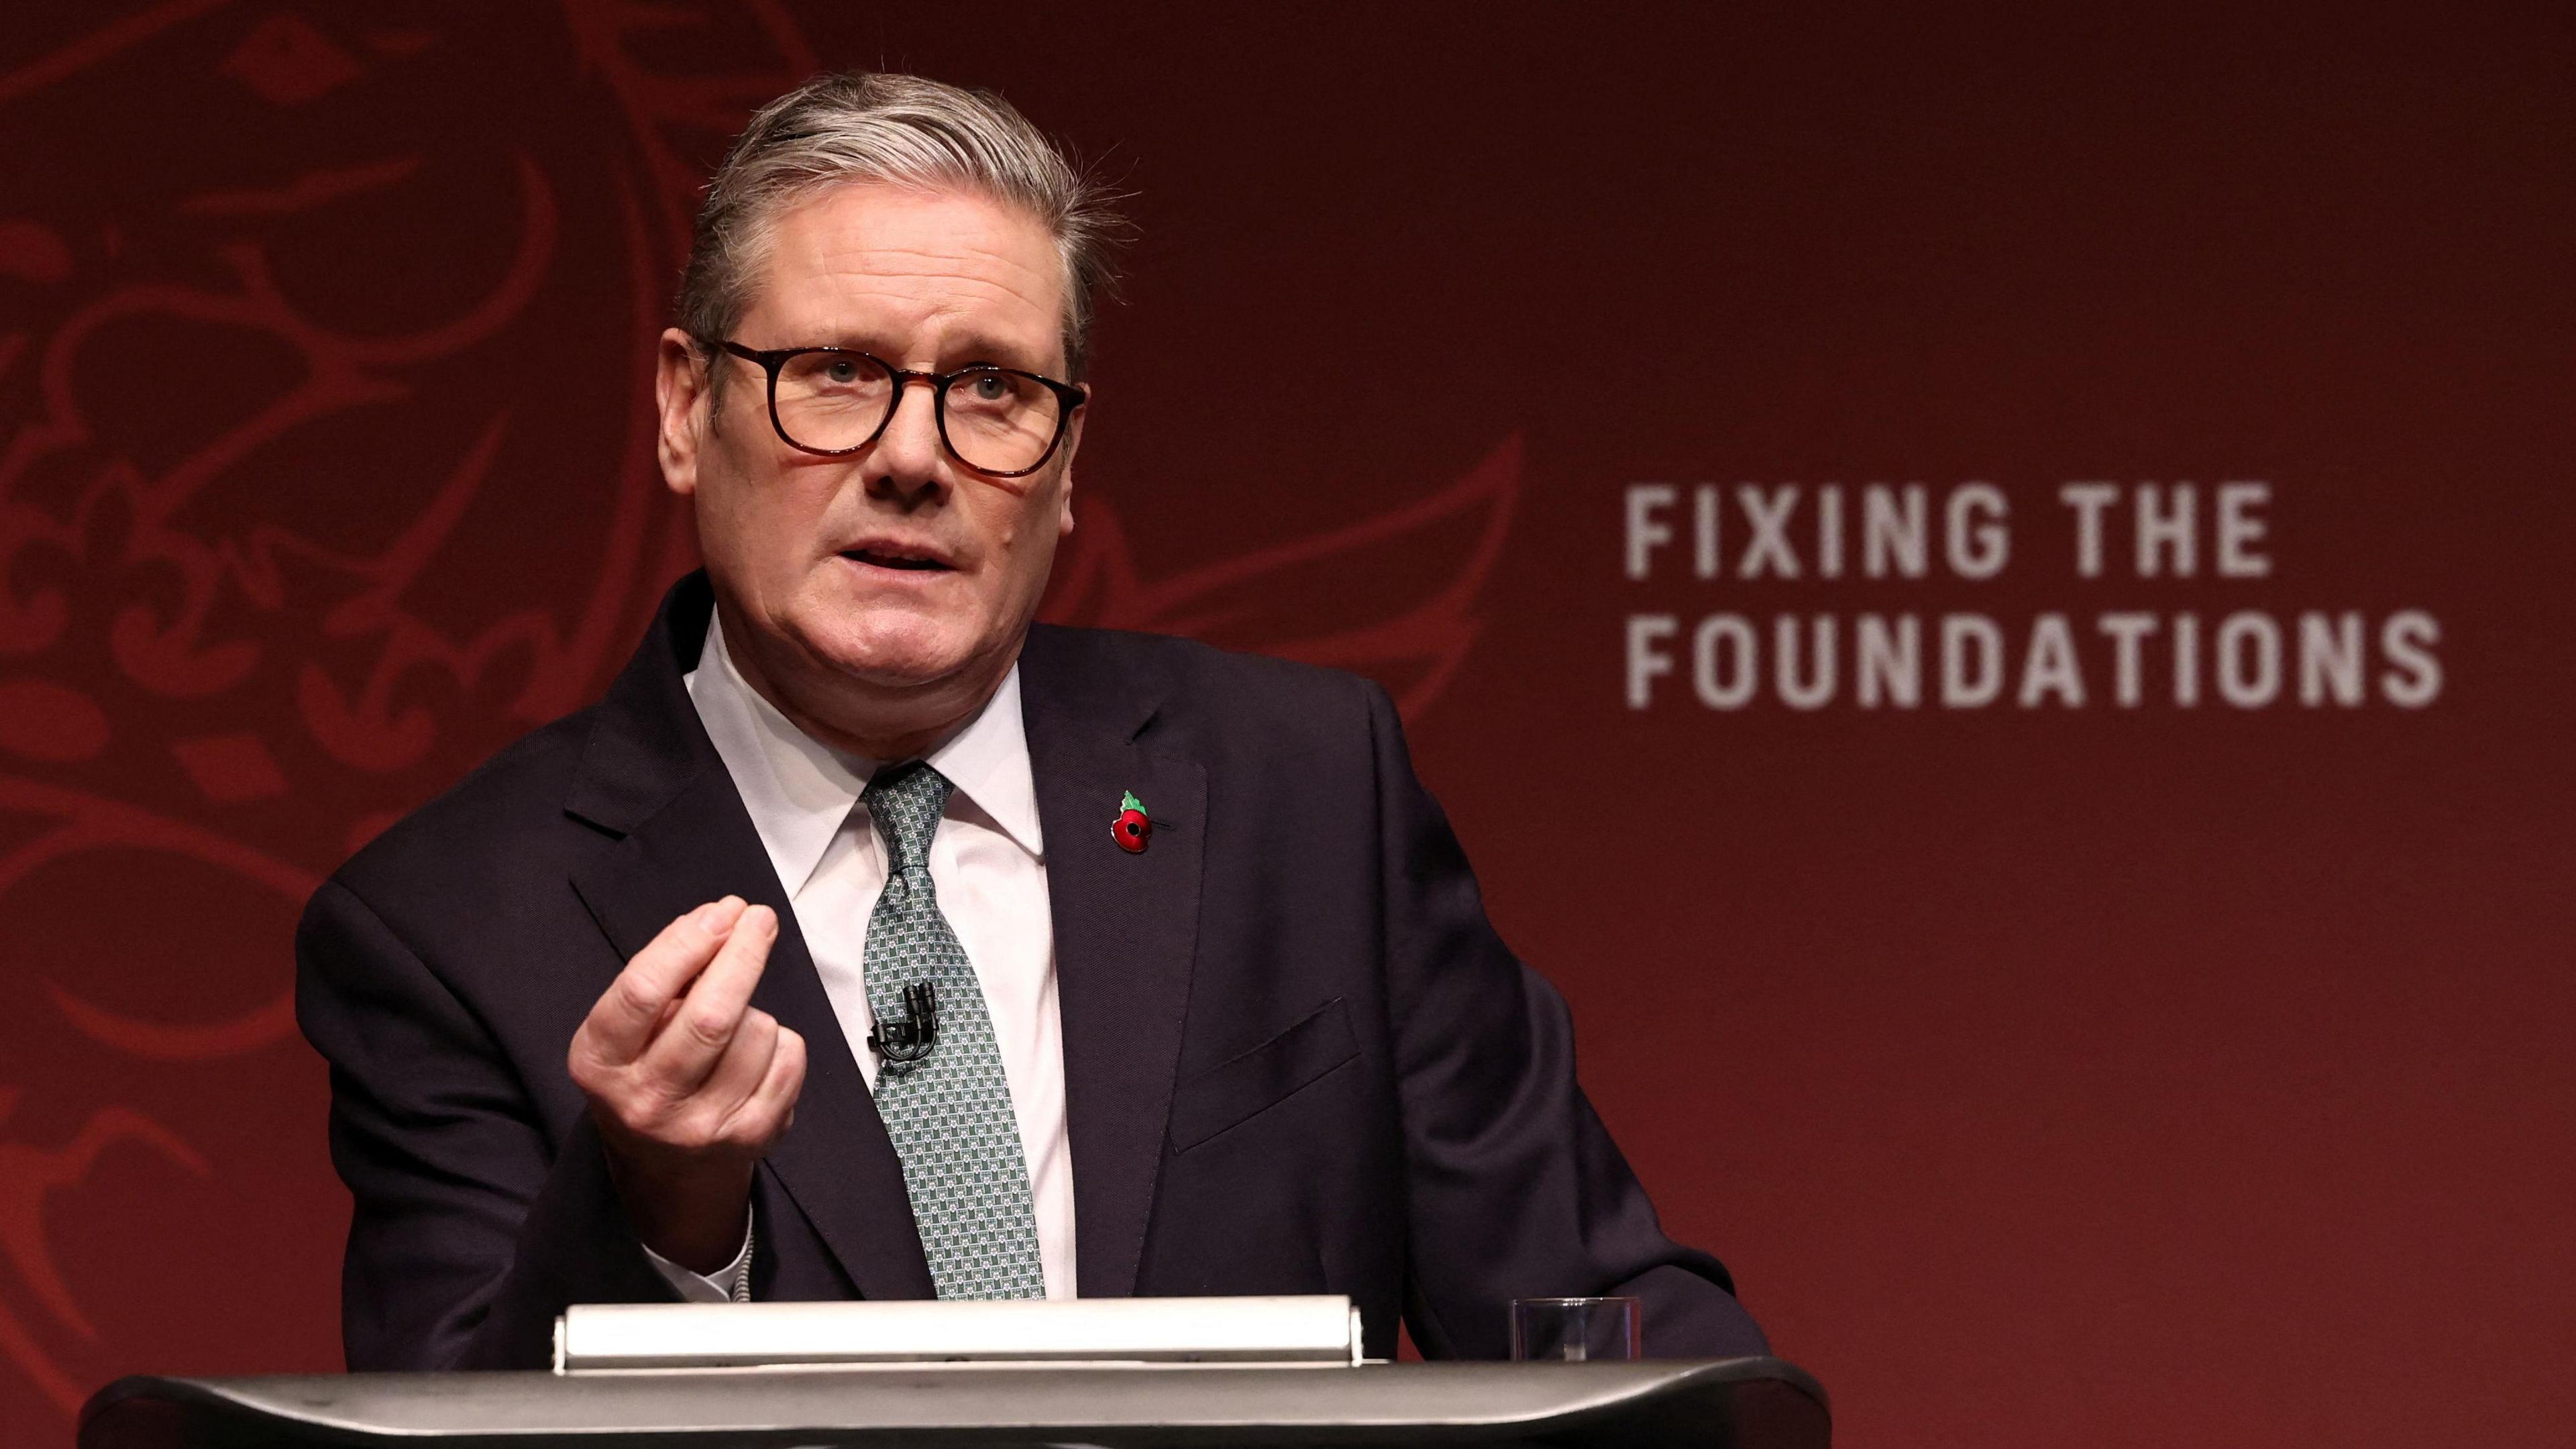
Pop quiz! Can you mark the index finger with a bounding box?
[638,904,781,1086]
[583,896,748,1061]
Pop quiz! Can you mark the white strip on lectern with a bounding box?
[554,1295,1366,1373]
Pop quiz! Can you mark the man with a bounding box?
[297,72,1766,1370]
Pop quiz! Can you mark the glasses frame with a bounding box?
[700,336,1087,478]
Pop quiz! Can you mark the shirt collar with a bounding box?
[684,611,1044,895]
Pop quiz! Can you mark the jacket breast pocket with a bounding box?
[1167,997,1361,1153]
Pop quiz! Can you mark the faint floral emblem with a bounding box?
[1040,436,1519,718]
[0,0,814,1417]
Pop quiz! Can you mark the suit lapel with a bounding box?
[564,575,935,1302]
[1020,628,1207,1299]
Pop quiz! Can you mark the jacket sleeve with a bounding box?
[294,877,680,1371]
[1364,682,1769,1360]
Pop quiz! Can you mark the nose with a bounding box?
[865,375,948,505]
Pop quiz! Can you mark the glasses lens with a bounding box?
[771,351,894,452]
[942,369,1065,474]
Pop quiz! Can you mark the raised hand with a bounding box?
[567,896,806,1273]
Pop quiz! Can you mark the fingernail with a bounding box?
[696,896,747,936]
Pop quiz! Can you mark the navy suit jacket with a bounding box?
[294,572,1766,1369]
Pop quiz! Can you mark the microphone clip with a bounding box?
[867,981,940,1066]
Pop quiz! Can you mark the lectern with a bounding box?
[81,1358,1830,1448]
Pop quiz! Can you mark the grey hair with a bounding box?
[678,72,1124,383]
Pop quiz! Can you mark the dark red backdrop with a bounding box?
[4,3,2570,1445]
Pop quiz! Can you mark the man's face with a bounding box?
[659,182,1081,715]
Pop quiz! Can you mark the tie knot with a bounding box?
[861,761,953,873]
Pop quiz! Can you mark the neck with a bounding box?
[714,607,1015,763]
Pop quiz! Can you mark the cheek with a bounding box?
[1002,473,1073,554]
[702,462,832,580]
[975,482,1063,563]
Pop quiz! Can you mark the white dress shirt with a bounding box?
[644,614,1077,1302]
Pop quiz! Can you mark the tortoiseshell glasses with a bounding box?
[699,337,1087,478]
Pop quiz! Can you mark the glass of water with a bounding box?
[1509,1296,1642,1361]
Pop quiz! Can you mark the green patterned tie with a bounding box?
[858,761,1046,1300]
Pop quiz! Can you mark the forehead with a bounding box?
[742,181,1066,367]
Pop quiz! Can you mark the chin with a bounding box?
[795,607,983,691]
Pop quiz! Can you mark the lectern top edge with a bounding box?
[79,1356,1831,1449]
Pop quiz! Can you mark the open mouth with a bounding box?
[841,547,952,573]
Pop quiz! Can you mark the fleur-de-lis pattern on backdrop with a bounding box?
[0,4,1513,1427]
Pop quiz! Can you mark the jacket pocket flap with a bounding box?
[1167,997,1360,1152]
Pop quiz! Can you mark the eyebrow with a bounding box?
[800,329,1057,375]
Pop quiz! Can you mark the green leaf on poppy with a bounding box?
[1120,790,1147,817]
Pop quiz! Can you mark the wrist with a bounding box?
[598,1131,753,1275]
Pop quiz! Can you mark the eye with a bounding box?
[971,372,1010,401]
[823,360,859,386]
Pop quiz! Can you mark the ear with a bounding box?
[1055,386,1089,537]
[655,328,710,497]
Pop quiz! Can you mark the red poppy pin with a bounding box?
[1112,790,1152,853]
